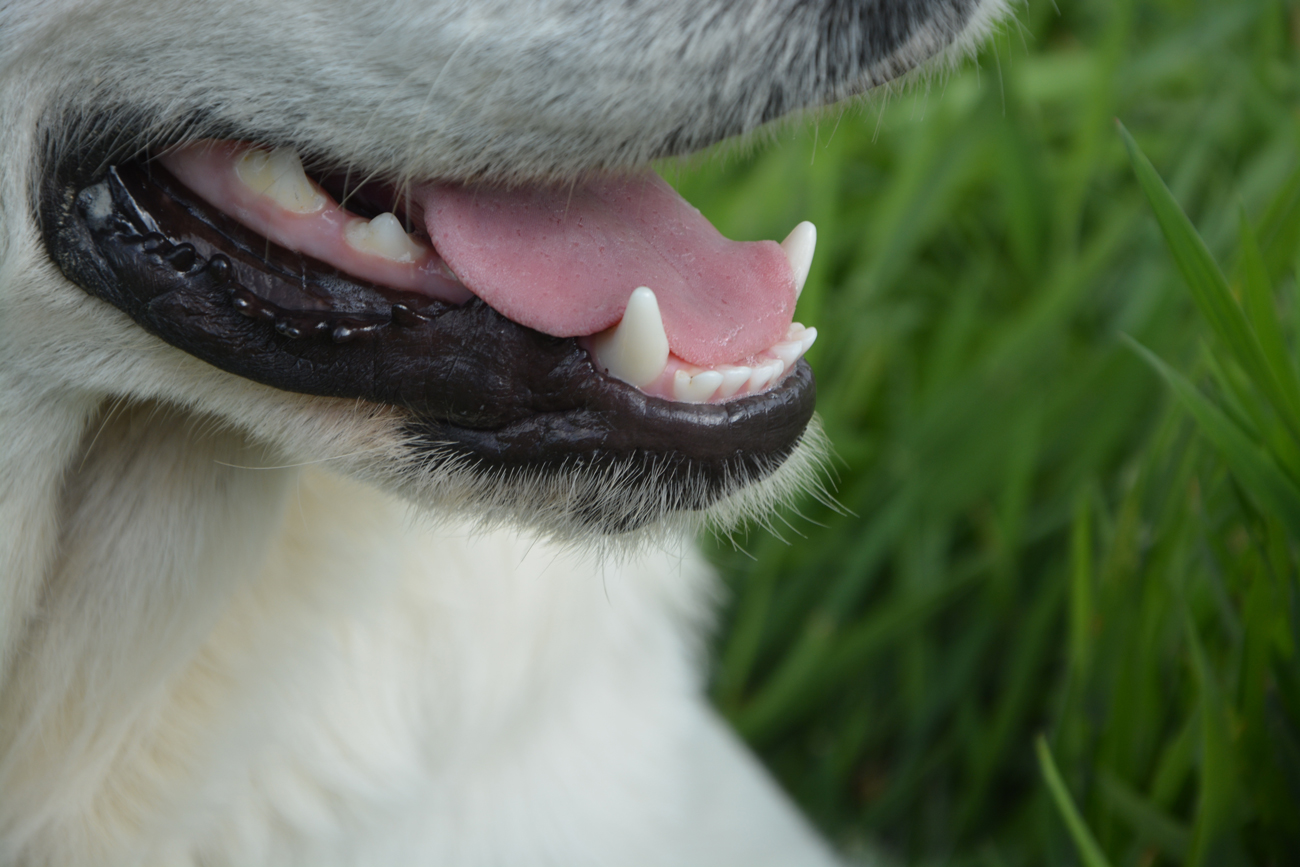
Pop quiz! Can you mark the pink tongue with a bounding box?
[418,172,795,367]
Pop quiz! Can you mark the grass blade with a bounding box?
[1124,335,1300,539]
[1036,735,1115,867]
[1119,121,1300,441]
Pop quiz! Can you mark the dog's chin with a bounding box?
[37,124,823,533]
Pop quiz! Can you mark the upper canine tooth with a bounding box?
[590,287,670,388]
[780,221,816,300]
[345,213,428,262]
[235,147,326,214]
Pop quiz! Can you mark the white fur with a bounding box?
[0,1,1005,863]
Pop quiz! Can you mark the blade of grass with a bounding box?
[1182,605,1241,866]
[1097,770,1190,860]
[1036,735,1115,867]
[1119,121,1300,442]
[1123,336,1300,539]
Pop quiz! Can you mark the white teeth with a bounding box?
[344,213,428,263]
[590,287,671,388]
[235,147,326,214]
[717,365,752,399]
[780,221,816,300]
[771,341,803,368]
[673,369,724,403]
[748,358,785,393]
[589,287,812,402]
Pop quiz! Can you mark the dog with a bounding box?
[0,1,1006,863]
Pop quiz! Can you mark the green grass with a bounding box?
[664,0,1300,863]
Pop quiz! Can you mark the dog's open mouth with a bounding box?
[40,134,819,513]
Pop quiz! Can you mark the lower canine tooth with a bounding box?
[673,369,723,403]
[235,147,326,214]
[590,287,670,388]
[344,213,427,262]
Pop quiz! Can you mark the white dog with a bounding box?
[0,2,1005,864]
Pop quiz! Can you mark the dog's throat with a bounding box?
[40,153,817,519]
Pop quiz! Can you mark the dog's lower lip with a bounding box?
[39,143,816,507]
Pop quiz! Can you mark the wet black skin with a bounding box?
[39,149,816,512]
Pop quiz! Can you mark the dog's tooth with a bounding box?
[748,358,785,393]
[590,287,671,388]
[771,341,803,368]
[800,326,818,354]
[344,213,427,263]
[717,365,752,399]
[780,221,816,300]
[235,147,326,214]
[672,369,723,403]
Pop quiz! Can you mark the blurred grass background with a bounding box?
[664,0,1300,864]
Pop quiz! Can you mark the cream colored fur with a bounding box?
[0,0,1006,863]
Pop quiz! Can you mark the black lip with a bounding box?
[39,146,816,512]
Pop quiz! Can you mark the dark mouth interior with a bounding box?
[38,134,816,520]
[312,169,420,232]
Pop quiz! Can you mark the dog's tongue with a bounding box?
[420,172,795,367]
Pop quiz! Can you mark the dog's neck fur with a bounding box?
[0,389,739,865]
[0,395,300,850]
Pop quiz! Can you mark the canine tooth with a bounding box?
[673,369,723,403]
[780,221,816,300]
[590,287,670,388]
[800,326,818,353]
[235,147,326,214]
[771,341,803,368]
[344,213,428,263]
[717,365,752,399]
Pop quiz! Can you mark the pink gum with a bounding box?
[158,142,471,303]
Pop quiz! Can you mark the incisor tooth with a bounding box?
[800,326,818,353]
[590,287,670,388]
[748,359,784,393]
[673,369,723,403]
[771,341,803,368]
[780,221,816,300]
[344,213,427,263]
[717,365,752,399]
[235,147,326,214]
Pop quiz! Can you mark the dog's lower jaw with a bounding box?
[0,398,832,866]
